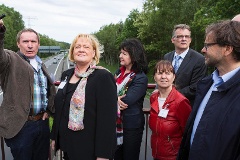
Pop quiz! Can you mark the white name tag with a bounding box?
[158,108,169,118]
[58,81,66,89]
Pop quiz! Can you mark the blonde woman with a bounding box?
[51,34,117,160]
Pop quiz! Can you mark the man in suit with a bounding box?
[164,24,207,105]
[177,20,240,160]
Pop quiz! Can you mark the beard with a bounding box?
[204,54,221,67]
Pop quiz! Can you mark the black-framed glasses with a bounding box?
[174,35,191,39]
[204,43,218,50]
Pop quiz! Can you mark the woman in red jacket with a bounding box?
[149,60,192,160]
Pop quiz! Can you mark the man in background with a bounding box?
[0,18,55,159]
[164,24,207,105]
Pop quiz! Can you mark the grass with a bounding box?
[49,117,53,131]
[98,62,119,74]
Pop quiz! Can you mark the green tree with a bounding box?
[135,0,200,60]
[95,23,122,65]
[191,0,240,51]
[117,9,140,44]
[94,9,143,66]
[0,4,25,51]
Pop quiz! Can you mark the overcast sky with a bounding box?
[3,0,144,43]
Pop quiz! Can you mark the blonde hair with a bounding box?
[68,34,101,64]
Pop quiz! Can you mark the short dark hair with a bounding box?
[206,20,240,61]
[16,28,40,43]
[153,60,175,76]
[119,38,148,74]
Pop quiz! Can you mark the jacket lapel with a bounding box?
[151,92,159,113]
[167,51,175,62]
[185,75,213,138]
[150,87,176,113]
[62,69,75,95]
[176,50,191,75]
[180,77,211,154]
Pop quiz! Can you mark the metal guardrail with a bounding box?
[143,83,155,160]
[1,137,5,160]
[1,82,156,160]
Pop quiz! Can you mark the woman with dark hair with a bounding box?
[149,60,191,160]
[114,38,148,160]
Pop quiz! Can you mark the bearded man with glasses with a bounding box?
[178,20,240,160]
[164,24,207,106]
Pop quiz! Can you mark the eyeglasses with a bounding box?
[204,43,218,50]
[174,35,191,39]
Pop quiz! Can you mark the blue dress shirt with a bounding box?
[190,67,240,145]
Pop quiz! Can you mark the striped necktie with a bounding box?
[174,55,181,73]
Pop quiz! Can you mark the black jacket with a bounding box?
[115,69,148,129]
[51,68,117,160]
[177,69,240,160]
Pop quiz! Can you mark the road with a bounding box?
[0,54,153,160]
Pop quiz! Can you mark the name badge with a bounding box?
[58,81,66,89]
[158,108,169,118]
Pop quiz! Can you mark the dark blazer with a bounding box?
[177,69,240,160]
[118,71,148,129]
[51,68,117,160]
[164,48,207,105]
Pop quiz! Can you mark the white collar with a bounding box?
[174,48,189,59]
[29,58,38,71]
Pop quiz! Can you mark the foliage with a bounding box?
[2,1,240,75]
[133,0,201,71]
[94,0,239,76]
[39,34,70,49]
[94,23,121,65]
[98,61,119,74]
[191,0,240,51]
[95,9,143,66]
[0,4,25,51]
[117,9,140,44]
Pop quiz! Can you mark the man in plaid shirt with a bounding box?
[0,18,56,160]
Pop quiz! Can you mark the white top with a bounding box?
[29,58,38,71]
[158,97,166,111]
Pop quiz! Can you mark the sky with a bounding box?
[2,0,144,43]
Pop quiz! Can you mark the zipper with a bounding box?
[163,103,169,109]
[168,135,175,151]
[154,118,159,158]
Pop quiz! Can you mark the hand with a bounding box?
[51,140,55,150]
[0,19,3,27]
[42,112,49,120]
[118,95,128,110]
